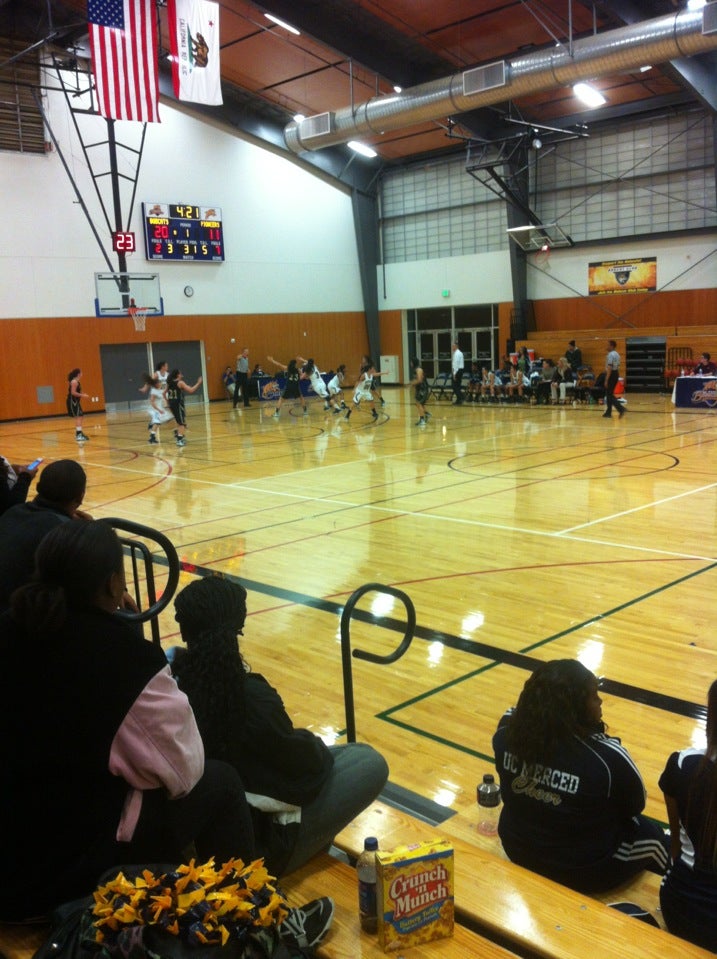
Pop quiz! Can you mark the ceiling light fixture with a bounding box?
[293,113,306,123]
[393,85,402,93]
[639,65,652,73]
[264,13,300,35]
[573,82,606,108]
[686,0,706,10]
[347,140,377,158]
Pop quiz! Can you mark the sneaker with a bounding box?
[280,897,334,951]
[345,409,352,419]
[425,411,432,421]
[372,409,379,421]
[416,417,425,426]
[76,432,89,442]
[332,406,340,414]
[176,437,186,447]
[148,434,159,444]
[602,412,611,418]
[340,401,347,409]
[380,398,385,407]
[272,411,280,418]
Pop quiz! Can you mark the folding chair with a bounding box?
[429,371,452,400]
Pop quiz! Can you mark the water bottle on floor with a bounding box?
[477,773,501,836]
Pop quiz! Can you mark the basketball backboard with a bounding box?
[506,223,573,251]
[94,272,164,317]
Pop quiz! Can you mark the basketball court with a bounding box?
[2,387,713,835]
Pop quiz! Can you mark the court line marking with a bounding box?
[559,480,717,533]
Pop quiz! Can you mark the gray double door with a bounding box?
[99,341,206,411]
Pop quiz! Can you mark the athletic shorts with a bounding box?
[282,380,302,400]
[416,382,429,404]
[169,402,186,427]
[66,396,82,418]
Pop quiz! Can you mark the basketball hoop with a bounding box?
[128,306,148,331]
[533,244,551,269]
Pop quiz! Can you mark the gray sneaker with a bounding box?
[280,897,334,950]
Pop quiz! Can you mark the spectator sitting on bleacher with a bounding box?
[658,678,717,953]
[493,659,669,893]
[551,357,575,404]
[0,521,256,922]
[535,359,555,404]
[692,353,717,376]
[172,575,389,878]
[0,453,39,516]
[466,362,482,402]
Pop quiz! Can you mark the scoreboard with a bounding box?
[142,202,225,261]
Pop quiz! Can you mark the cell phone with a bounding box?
[26,457,44,470]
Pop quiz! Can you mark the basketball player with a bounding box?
[67,368,90,442]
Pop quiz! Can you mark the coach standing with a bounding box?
[233,347,251,408]
[451,342,465,405]
[603,339,625,419]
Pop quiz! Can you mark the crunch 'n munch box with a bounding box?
[376,839,454,951]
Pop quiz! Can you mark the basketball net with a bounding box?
[533,244,551,269]
[128,306,148,331]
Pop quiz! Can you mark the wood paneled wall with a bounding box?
[0,311,370,421]
[532,288,717,332]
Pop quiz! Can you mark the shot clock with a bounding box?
[142,202,225,261]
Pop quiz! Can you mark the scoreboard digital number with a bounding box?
[142,202,225,261]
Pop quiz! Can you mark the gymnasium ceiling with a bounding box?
[2,0,716,170]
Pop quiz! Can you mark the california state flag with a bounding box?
[167,0,222,105]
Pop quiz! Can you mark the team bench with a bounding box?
[334,801,713,959]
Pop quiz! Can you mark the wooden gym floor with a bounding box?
[2,387,715,835]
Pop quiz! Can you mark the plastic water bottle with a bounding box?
[357,836,379,933]
[477,773,501,836]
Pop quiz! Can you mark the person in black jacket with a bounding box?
[0,454,39,516]
[172,575,389,876]
[0,521,254,921]
[493,659,669,892]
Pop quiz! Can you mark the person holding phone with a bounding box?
[0,454,41,516]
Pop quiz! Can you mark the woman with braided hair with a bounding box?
[493,659,669,893]
[172,575,389,877]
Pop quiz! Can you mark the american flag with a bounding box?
[88,0,160,122]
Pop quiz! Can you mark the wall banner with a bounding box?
[588,257,656,295]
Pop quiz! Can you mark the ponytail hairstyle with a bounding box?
[304,358,316,374]
[10,520,124,636]
[505,659,603,763]
[173,576,248,765]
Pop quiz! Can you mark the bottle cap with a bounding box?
[482,773,495,784]
[364,836,378,850]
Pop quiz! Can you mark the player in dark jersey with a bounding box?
[410,358,431,427]
[166,369,203,447]
[266,356,307,418]
[66,368,90,442]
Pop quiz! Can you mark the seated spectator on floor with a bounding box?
[0,453,40,516]
[466,362,481,402]
[222,365,236,399]
[692,352,717,376]
[587,370,607,404]
[493,659,669,893]
[172,575,389,878]
[0,459,89,612]
[535,359,555,404]
[659,678,717,952]
[551,357,575,404]
[0,521,255,921]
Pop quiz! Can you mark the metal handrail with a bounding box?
[340,582,416,743]
[100,517,180,646]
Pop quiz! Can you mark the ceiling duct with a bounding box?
[297,111,334,139]
[284,8,717,154]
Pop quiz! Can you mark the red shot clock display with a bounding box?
[142,202,225,261]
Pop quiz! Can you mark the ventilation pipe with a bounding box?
[284,7,717,153]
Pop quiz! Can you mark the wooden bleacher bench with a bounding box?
[334,801,714,959]
[280,851,520,959]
